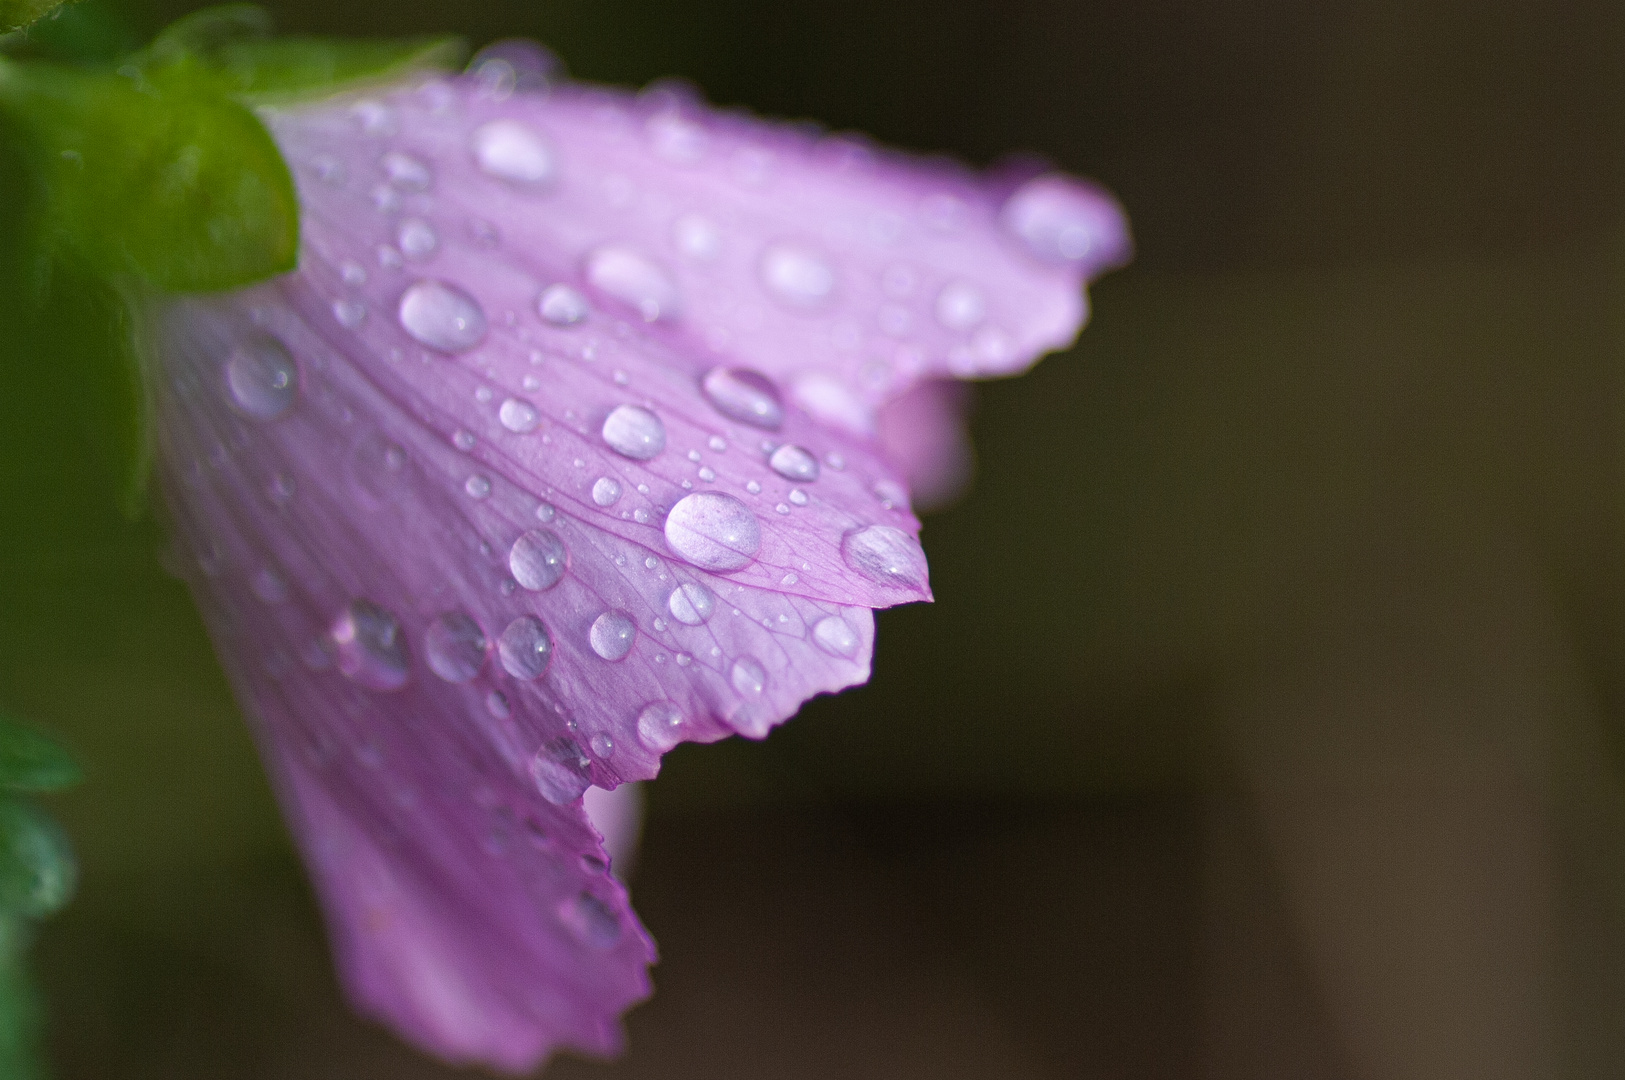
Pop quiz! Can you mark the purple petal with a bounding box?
[138,63,1126,1071]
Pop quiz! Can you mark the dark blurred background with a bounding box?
[6,0,1625,1076]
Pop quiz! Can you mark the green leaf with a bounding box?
[0,0,69,36]
[0,718,77,793]
[0,58,298,291]
[0,800,75,919]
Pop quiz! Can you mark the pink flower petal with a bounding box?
[138,61,1127,1071]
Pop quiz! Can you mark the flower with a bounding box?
[137,41,1127,1073]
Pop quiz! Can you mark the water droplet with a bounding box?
[509,529,568,590]
[709,435,728,452]
[760,244,835,307]
[473,119,559,186]
[789,489,809,506]
[499,397,540,433]
[464,474,492,499]
[589,611,637,661]
[601,405,666,460]
[536,502,556,523]
[223,336,297,420]
[585,245,680,321]
[591,477,622,507]
[825,452,846,470]
[537,284,589,326]
[730,656,766,697]
[935,281,986,331]
[768,444,819,482]
[559,891,621,948]
[485,690,511,718]
[698,466,717,482]
[745,480,762,495]
[636,702,685,752]
[424,612,487,682]
[352,101,395,136]
[700,367,783,429]
[531,746,589,804]
[398,218,438,259]
[498,616,553,679]
[666,582,714,625]
[453,430,477,451]
[813,615,859,657]
[251,566,288,604]
[673,214,722,260]
[841,525,929,590]
[333,299,366,328]
[381,150,432,191]
[589,733,614,758]
[399,280,488,353]
[664,492,760,571]
[340,261,367,285]
[1000,174,1119,262]
[330,600,410,691]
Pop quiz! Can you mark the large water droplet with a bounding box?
[666,582,714,625]
[730,656,766,697]
[399,280,487,353]
[532,745,590,804]
[591,477,622,507]
[398,218,438,260]
[499,397,540,433]
[498,615,553,680]
[601,405,666,460]
[636,701,685,752]
[585,246,680,321]
[589,733,614,758]
[381,150,432,191]
[700,367,783,429]
[664,492,761,571]
[760,244,835,307]
[934,281,986,331]
[224,336,297,420]
[472,119,558,186]
[589,611,636,661]
[510,529,567,590]
[559,891,621,948]
[538,284,589,325]
[1000,175,1120,263]
[424,612,487,683]
[331,600,410,691]
[841,525,929,590]
[813,615,860,657]
[768,444,819,482]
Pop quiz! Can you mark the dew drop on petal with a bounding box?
[589,733,614,758]
[673,214,722,260]
[664,492,760,571]
[700,367,783,429]
[841,525,929,590]
[398,218,438,260]
[589,611,637,661]
[381,150,432,191]
[813,615,860,657]
[532,747,590,805]
[585,245,680,321]
[399,280,488,353]
[331,600,410,691]
[464,475,491,499]
[424,612,487,683]
[473,120,558,187]
[224,336,297,420]
[666,582,714,625]
[333,299,366,328]
[485,690,511,719]
[760,244,835,307]
[1000,174,1118,263]
[509,529,568,591]
[499,397,540,433]
[498,616,553,680]
[559,892,621,948]
[730,656,767,697]
[538,284,589,325]
[768,444,819,482]
[934,281,986,330]
[636,701,685,752]
[591,477,622,507]
[601,405,666,460]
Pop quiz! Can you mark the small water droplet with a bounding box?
[585,246,680,321]
[666,582,714,624]
[251,566,288,604]
[825,452,846,470]
[538,284,589,326]
[698,466,717,482]
[399,280,488,353]
[377,245,404,269]
[453,430,477,451]
[601,405,666,460]
[522,374,542,391]
[841,525,929,590]
[331,600,410,691]
[381,150,432,191]
[589,733,614,758]
[536,503,556,523]
[636,702,685,752]
[424,612,487,682]
[664,492,760,571]
[1000,174,1119,263]
[499,397,540,433]
[370,184,400,213]
[398,218,438,260]
[498,616,553,680]
[589,611,637,661]
[352,101,395,135]
[730,656,766,697]
[510,529,568,590]
[745,480,762,495]
[591,477,623,506]
[531,746,589,804]
[935,281,986,331]
[333,299,367,328]
[485,690,511,719]
[760,244,835,307]
[340,261,368,286]
[768,444,819,482]
[700,367,784,429]
[813,615,860,657]
[559,891,621,948]
[475,386,494,404]
[473,119,559,186]
[673,214,722,260]
[709,435,728,452]
[224,336,297,420]
[464,474,492,499]
[789,489,809,506]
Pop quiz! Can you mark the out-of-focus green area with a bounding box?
[5,0,1625,1075]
